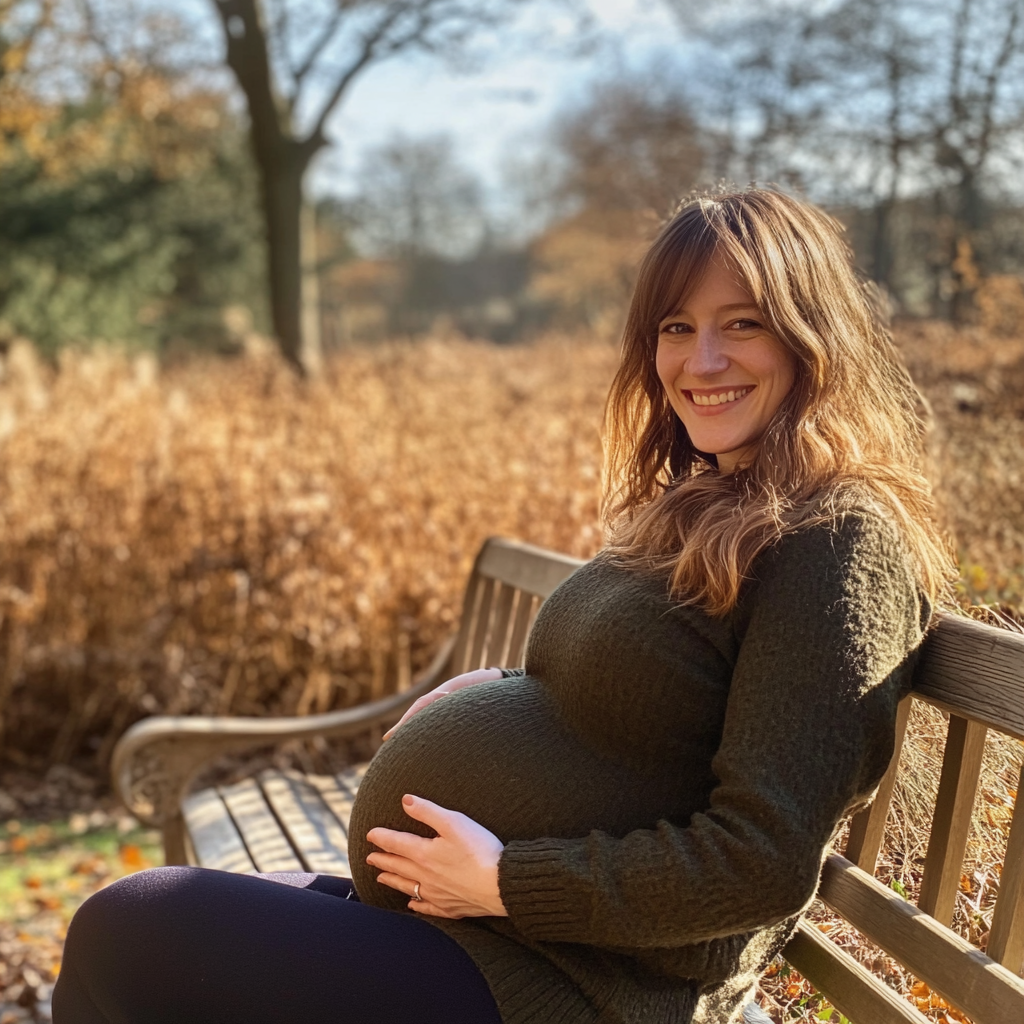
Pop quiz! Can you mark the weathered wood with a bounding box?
[218,778,303,873]
[845,695,913,873]
[506,592,538,667]
[465,576,496,672]
[259,770,351,875]
[303,764,368,838]
[449,563,484,675]
[784,921,929,1024]
[987,764,1024,975]
[476,538,584,601]
[917,715,987,925]
[485,582,517,667]
[817,854,1024,1024]
[181,788,256,873]
[914,613,1024,742]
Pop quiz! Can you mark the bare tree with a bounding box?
[350,134,485,259]
[211,0,534,373]
[552,74,705,218]
[664,0,1024,317]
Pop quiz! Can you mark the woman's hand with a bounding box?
[382,667,504,740]
[366,795,507,919]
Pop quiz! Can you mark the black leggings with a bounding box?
[52,866,503,1024]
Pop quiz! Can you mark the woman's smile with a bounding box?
[685,385,755,410]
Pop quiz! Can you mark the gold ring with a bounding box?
[412,882,423,901]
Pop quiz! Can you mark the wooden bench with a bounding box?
[112,536,1024,1024]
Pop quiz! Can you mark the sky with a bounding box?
[175,0,685,206]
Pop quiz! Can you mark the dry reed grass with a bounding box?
[0,334,615,771]
[0,322,1022,1022]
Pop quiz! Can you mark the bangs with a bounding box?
[639,208,721,327]
[638,201,771,331]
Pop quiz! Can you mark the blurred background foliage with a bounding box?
[1,0,1022,358]
[0,2,269,356]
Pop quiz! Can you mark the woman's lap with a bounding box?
[52,865,502,1024]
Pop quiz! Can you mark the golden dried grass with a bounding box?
[0,334,616,769]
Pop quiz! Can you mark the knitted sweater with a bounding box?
[347,511,929,1024]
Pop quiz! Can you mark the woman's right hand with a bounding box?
[382,667,504,740]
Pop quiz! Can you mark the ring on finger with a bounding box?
[412,881,423,901]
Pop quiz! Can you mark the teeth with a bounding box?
[691,387,751,407]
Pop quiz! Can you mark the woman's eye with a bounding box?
[660,322,692,335]
[730,318,761,330]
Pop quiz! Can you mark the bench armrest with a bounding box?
[111,635,455,861]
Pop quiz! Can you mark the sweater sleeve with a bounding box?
[497,513,926,948]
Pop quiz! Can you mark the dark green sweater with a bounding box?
[348,512,928,1024]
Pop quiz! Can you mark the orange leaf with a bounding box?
[24,876,42,889]
[10,835,28,853]
[786,983,802,998]
[911,981,931,998]
[119,844,144,869]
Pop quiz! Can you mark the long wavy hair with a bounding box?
[603,188,955,615]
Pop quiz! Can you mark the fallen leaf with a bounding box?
[119,844,144,869]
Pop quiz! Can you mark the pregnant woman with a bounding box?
[53,188,953,1024]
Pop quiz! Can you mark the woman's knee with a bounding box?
[66,866,211,960]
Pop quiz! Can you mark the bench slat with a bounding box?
[218,778,304,873]
[817,854,1024,1024]
[845,695,913,873]
[917,715,987,925]
[988,763,1024,975]
[181,788,256,873]
[465,576,497,671]
[783,921,929,1024]
[484,582,517,667]
[915,614,1024,742]
[506,592,538,667]
[259,770,351,875]
[304,764,368,839]
[476,539,584,600]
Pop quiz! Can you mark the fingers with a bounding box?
[366,824,432,858]
[373,872,469,919]
[398,794,460,832]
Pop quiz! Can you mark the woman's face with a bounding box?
[656,257,797,474]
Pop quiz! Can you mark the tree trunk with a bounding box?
[259,147,320,374]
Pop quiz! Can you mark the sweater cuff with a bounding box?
[498,667,527,679]
[498,838,591,942]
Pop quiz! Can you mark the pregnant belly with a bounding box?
[348,676,691,911]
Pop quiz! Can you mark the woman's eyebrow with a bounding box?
[660,301,760,322]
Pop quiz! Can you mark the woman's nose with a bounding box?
[687,329,730,377]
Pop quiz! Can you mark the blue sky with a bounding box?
[176,0,683,203]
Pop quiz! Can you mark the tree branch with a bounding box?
[976,1,1022,165]
[302,2,410,154]
[293,0,346,84]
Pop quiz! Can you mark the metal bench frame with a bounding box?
[112,536,1024,1024]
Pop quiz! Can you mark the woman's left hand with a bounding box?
[366,795,508,919]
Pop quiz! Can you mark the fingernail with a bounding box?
[402,794,414,807]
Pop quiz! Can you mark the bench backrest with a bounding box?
[787,611,1024,1024]
[447,537,584,676]
[464,540,1024,1024]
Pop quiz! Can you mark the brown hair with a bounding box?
[603,188,955,615]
